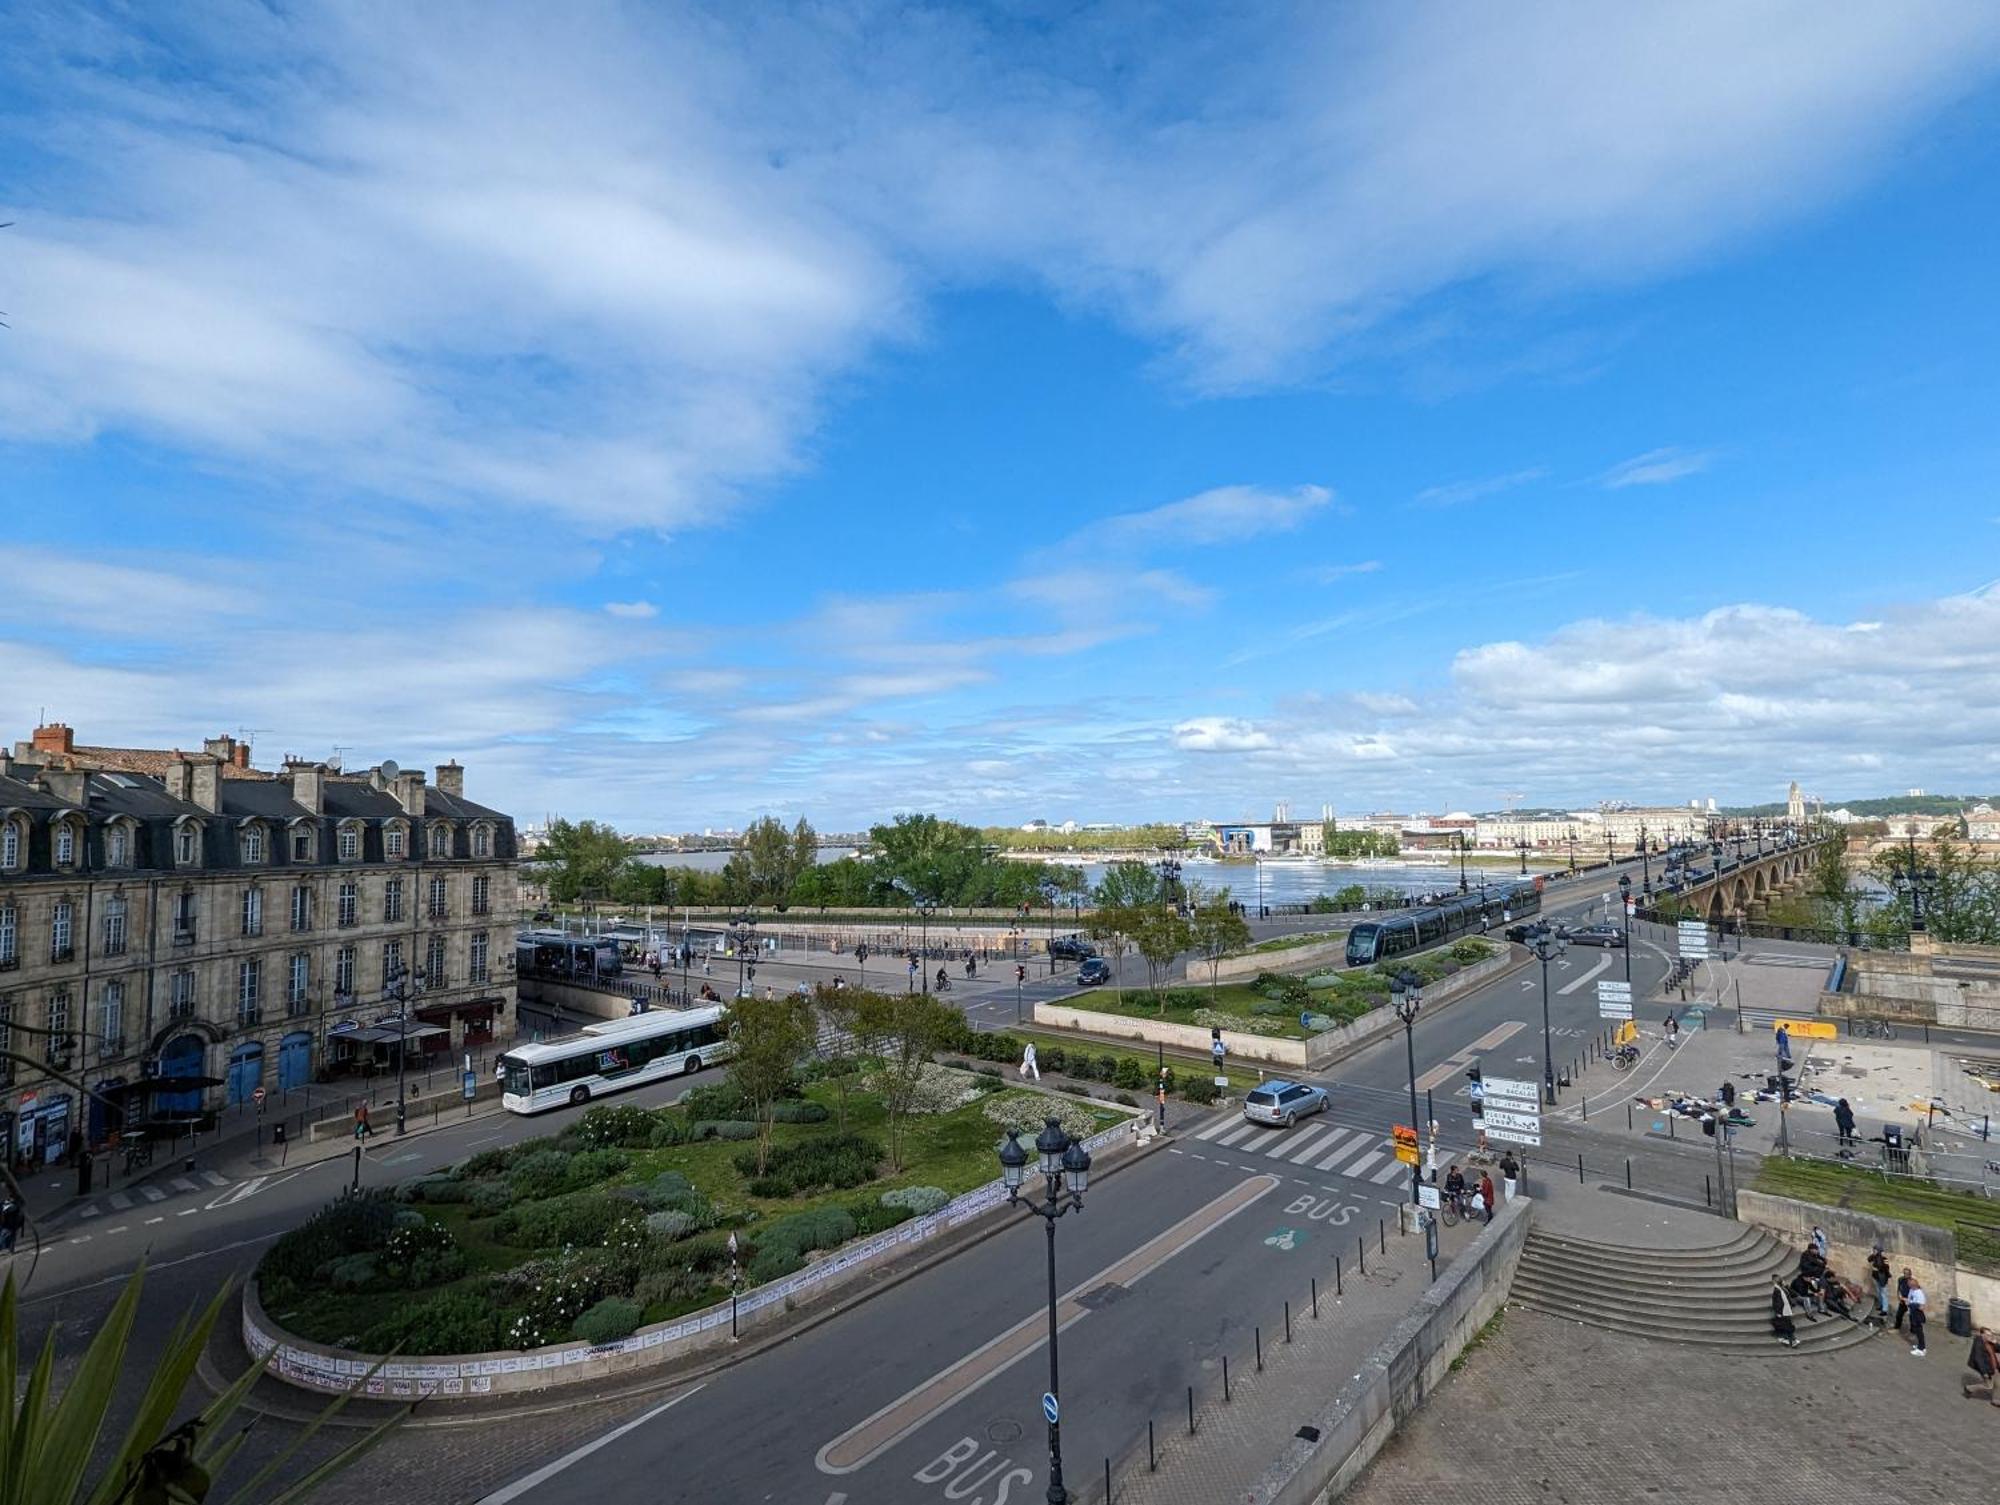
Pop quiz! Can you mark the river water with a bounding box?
[636,849,1561,907]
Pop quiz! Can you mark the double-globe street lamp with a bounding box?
[728,912,759,997]
[382,959,425,1136]
[998,1118,1092,1505]
[1618,874,1634,982]
[1525,923,1567,1106]
[1893,830,1939,934]
[1388,967,1425,1206]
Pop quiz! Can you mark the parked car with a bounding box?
[1077,957,1112,986]
[1243,1080,1329,1128]
[1568,924,1625,947]
[1048,935,1100,961]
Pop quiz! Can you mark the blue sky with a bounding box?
[6,1,2000,830]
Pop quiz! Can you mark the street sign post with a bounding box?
[1481,1075,1538,1104]
[1478,1072,1541,1147]
[1481,1107,1543,1133]
[1483,1125,1542,1148]
[1597,979,1634,1019]
[1417,1182,1440,1210]
[1392,1124,1420,1167]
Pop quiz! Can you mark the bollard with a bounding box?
[1426,1087,1434,1124]
[1380,1217,1386,1254]
[1188,1386,1196,1435]
[1336,1255,1343,1296]
[1224,1355,1231,1402]
[1668,1114,1675,1140]
[1255,1327,1263,1372]
[1105,1459,1112,1502]
[1627,1104,1633,1131]
[1149,1419,1156,1472]
[1285,1301,1292,1343]
[1577,1152,1584,1183]
[1311,1277,1319,1319]
[1705,1173,1712,1207]
[1625,1157,1632,1190]
[1582,1095,1589,1121]
[1359,1235,1367,1276]
[731,1293,739,1338]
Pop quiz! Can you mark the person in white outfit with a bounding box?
[1020,1042,1040,1080]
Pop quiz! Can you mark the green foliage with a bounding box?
[2,1263,404,1505]
[1038,1044,1068,1074]
[492,1193,643,1251]
[381,1220,467,1287]
[1179,1075,1222,1105]
[1320,827,1399,858]
[747,1206,857,1282]
[982,824,1188,853]
[737,1133,883,1198]
[504,1146,632,1201]
[467,1179,516,1216]
[1112,1056,1149,1090]
[845,1198,919,1237]
[770,1099,832,1123]
[688,1119,759,1141]
[261,1192,400,1297]
[395,1173,468,1205]
[537,817,634,904]
[879,1185,950,1215]
[720,815,820,906]
[571,1104,666,1149]
[360,1288,505,1356]
[321,1253,380,1292]
[645,1209,700,1240]
[680,1082,749,1119]
[573,1297,645,1347]
[728,991,817,1173]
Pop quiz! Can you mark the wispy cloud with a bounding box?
[1412,468,1547,509]
[1066,485,1333,553]
[603,601,659,620]
[1597,447,1714,489]
[1306,560,1383,583]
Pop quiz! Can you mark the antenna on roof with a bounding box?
[328,744,350,771]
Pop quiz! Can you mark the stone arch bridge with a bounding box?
[1670,837,1835,925]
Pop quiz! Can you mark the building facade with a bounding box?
[0,724,518,1167]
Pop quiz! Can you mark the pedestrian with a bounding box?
[1810,1225,1829,1263]
[1720,1078,1737,1109]
[1770,1277,1800,1347]
[1868,1246,1892,1320]
[1155,1074,1168,1130]
[1499,1152,1520,1202]
[1776,1023,1792,1069]
[1477,1170,1496,1223]
[1834,1098,1857,1150]
[1907,1274,1929,1356]
[1895,1267,1914,1331]
[1664,1011,1680,1048]
[1020,1041,1040,1081]
[1965,1325,1999,1402]
[0,1196,21,1253]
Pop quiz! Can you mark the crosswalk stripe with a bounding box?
[1312,1133,1370,1172]
[201,1170,228,1187]
[170,1176,199,1193]
[78,1203,101,1218]
[1303,1127,1353,1167]
[1369,1159,1410,1185]
[1263,1125,1319,1158]
[1284,1125,1339,1162]
[1209,1121,1259,1148]
[1344,1150,1385,1179]
[140,1186,166,1203]
[1192,1115,1241,1143]
[110,1192,133,1211]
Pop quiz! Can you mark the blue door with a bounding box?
[226,1042,265,1106]
[155,1035,205,1116]
[88,1078,127,1144]
[277,1031,312,1091]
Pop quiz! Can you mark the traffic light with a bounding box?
[1465,1064,1484,1118]
[1016,963,1026,983]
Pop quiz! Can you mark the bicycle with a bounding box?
[1439,1186,1476,1226]
[1610,1042,1641,1071]
[1851,1018,1897,1041]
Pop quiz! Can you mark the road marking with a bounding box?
[201,1170,229,1187]
[110,1192,133,1211]
[1313,1134,1373,1173]
[1345,1150,1385,1179]
[176,1208,198,1217]
[106,1225,129,1234]
[1368,1159,1409,1185]
[145,1216,164,1225]
[1264,1124,1327,1160]
[140,1187,166,1203]
[1192,1115,1242,1143]
[1209,1121,1259,1148]
[69,1236,90,1245]
[21,1229,288,1308]
[1557,953,1612,995]
[472,1385,710,1503]
[1467,1021,1529,1051]
[170,1176,199,1193]
[78,1203,101,1219]
[816,1174,1281,1476]
[1284,1125,1340,1163]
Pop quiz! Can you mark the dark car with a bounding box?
[1048,935,1100,961]
[1077,957,1112,986]
[1568,924,1625,947]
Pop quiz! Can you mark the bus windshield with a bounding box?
[1345,926,1378,966]
[500,1055,533,1097]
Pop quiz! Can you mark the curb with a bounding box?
[198,1127,1174,1429]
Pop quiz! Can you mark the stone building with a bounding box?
[0,723,517,1166]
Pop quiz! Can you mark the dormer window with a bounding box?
[338,823,361,862]
[54,822,76,867]
[105,822,131,869]
[429,824,451,859]
[0,819,19,871]
[472,824,492,859]
[175,821,201,867]
[241,826,266,865]
[291,824,315,862]
[385,824,407,859]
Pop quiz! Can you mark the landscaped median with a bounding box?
[245,1068,1141,1400]
[1038,941,1512,1070]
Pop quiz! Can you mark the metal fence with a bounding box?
[1777,1122,1999,1200]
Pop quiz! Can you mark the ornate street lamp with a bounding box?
[1389,968,1424,1205]
[1525,924,1567,1105]
[998,1119,1091,1504]
[1618,874,1633,981]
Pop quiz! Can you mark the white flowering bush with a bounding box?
[981,1092,1100,1143]
[869,1062,979,1115]
[1193,1008,1292,1037]
[880,1185,950,1215]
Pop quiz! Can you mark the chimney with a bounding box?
[191,755,223,814]
[32,722,75,756]
[394,768,426,815]
[43,767,88,807]
[434,761,465,799]
[166,754,194,804]
[291,762,325,815]
[0,749,12,779]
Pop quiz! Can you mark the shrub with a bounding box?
[770,1099,832,1124]
[493,1193,643,1250]
[974,1064,1003,1079]
[573,1297,644,1346]
[461,1142,527,1178]
[1114,1092,1138,1106]
[689,1119,760,1142]
[507,1148,578,1201]
[567,1147,633,1186]
[680,1082,750,1120]
[468,1179,516,1216]
[646,1209,699,1240]
[634,1265,715,1311]
[739,1134,883,1198]
[571,1104,664,1148]
[396,1173,469,1205]
[981,1093,1100,1142]
[360,1287,506,1355]
[1112,1057,1148,1090]
[504,1263,612,1349]
[1039,1045,1068,1074]
[1161,988,1204,1010]
[880,1185,950,1215]
[1179,1076,1221,1105]
[648,1116,691,1148]
[872,1062,976,1115]
[846,1197,918,1237]
[1095,1054,1118,1083]
[321,1253,380,1292]
[1195,1008,1290,1038]
[382,1219,467,1287]
[674,1229,743,1275]
[747,1205,857,1281]
[261,1192,399,1292]
[615,1169,704,1215]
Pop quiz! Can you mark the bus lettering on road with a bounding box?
[1285,1193,1357,1226]
[913,1437,1035,1504]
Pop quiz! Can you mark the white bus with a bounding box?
[498,1005,732,1114]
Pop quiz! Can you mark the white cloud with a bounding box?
[1412,468,1548,508]
[1070,485,1333,551]
[1596,447,1714,489]
[603,601,659,620]
[1306,560,1383,584]
[1174,717,1274,752]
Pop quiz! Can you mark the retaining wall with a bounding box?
[1252,1196,1532,1505]
[1209,936,1351,984]
[248,1119,1139,1400]
[1736,1188,1965,1310]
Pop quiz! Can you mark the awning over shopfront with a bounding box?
[335,1023,451,1047]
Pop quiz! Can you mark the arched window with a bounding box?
[429,824,451,859]
[175,820,202,867]
[54,821,76,867]
[337,822,362,862]
[0,818,19,871]
[384,823,407,859]
[472,823,492,858]
[241,825,266,864]
[105,822,131,869]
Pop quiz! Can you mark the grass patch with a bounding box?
[1450,1307,1505,1372]
[1753,1157,2000,1276]
[1240,930,1347,956]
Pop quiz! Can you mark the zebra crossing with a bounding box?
[1183,1111,1412,1189]
[72,1169,229,1220]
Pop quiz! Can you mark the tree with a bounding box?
[2,1264,400,1504]
[723,815,820,907]
[727,992,815,1174]
[852,988,957,1171]
[537,818,632,904]
[1129,905,1191,1008]
[810,984,864,1133]
[1869,825,2000,944]
[1187,889,1253,1002]
[1090,862,1162,999]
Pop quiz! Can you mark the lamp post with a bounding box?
[384,960,425,1136]
[1040,879,1060,977]
[1516,839,1529,877]
[1255,854,1265,918]
[729,912,760,996]
[998,1118,1091,1505]
[1389,969,1424,1205]
[1526,924,1566,1105]
[1893,831,1938,934]
[1456,832,1468,894]
[1638,826,1651,893]
[1567,828,1577,875]
[1618,874,1633,982]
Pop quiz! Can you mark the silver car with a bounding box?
[1243,1080,1329,1127]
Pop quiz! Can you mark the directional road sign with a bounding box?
[1482,1075,1538,1104]
[1483,1126,1541,1148]
[1482,1107,1543,1134]
[1597,980,1632,1000]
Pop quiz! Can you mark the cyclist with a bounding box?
[1442,1163,1469,1218]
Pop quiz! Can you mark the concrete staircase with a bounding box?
[1510,1225,1880,1357]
